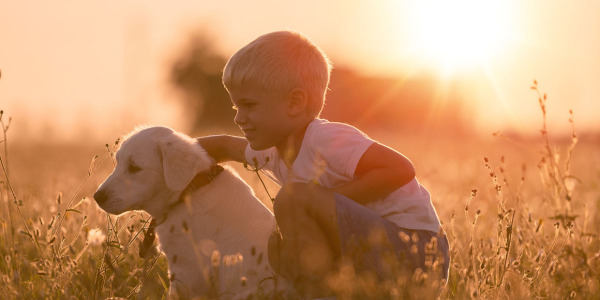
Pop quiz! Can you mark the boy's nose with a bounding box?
[234,110,247,125]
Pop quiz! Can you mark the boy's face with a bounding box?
[229,86,294,150]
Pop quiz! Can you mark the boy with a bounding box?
[198,30,449,298]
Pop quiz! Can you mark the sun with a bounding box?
[401,0,514,76]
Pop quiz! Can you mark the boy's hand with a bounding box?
[196,135,248,163]
[333,143,415,204]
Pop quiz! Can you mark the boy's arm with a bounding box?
[332,142,415,205]
[196,135,248,163]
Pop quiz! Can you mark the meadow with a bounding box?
[1,85,599,299]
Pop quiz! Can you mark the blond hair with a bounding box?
[222,31,332,117]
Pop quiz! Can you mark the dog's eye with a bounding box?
[128,164,141,174]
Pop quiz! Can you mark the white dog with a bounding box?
[94,126,286,299]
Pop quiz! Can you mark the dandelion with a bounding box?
[87,228,106,246]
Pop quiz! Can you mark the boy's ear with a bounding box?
[287,87,308,116]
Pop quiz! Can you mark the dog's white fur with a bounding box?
[94,126,282,299]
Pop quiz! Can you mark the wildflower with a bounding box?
[87,228,106,246]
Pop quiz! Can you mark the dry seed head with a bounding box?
[429,236,438,249]
[535,219,543,233]
[411,244,419,255]
[88,228,106,246]
[211,250,221,267]
[534,250,544,263]
[431,259,440,271]
[399,231,411,243]
[411,232,419,243]
[48,216,56,229]
[424,257,433,268]
[479,258,486,270]
[412,268,424,282]
[548,261,556,276]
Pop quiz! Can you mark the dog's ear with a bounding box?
[159,133,214,191]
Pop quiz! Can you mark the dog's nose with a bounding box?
[94,189,108,205]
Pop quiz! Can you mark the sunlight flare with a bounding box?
[402,0,515,76]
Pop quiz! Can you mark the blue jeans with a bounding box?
[335,193,450,281]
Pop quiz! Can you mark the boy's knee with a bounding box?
[274,182,311,213]
[274,182,334,219]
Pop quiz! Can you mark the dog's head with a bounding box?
[94,126,214,215]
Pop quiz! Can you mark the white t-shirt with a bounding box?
[245,118,441,233]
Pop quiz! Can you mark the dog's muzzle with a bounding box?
[94,189,109,206]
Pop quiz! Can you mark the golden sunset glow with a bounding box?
[402,0,515,76]
[0,1,599,140]
[1,2,600,299]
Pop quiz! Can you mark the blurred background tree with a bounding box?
[170,30,469,136]
[170,32,236,133]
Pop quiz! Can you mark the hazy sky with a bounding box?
[1,0,598,142]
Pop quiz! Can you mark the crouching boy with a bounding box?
[198,30,449,298]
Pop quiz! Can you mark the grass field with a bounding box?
[1,90,599,299]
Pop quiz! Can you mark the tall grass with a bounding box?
[0,112,168,299]
[442,81,599,299]
[1,81,599,299]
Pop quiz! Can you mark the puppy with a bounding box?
[94,126,284,299]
